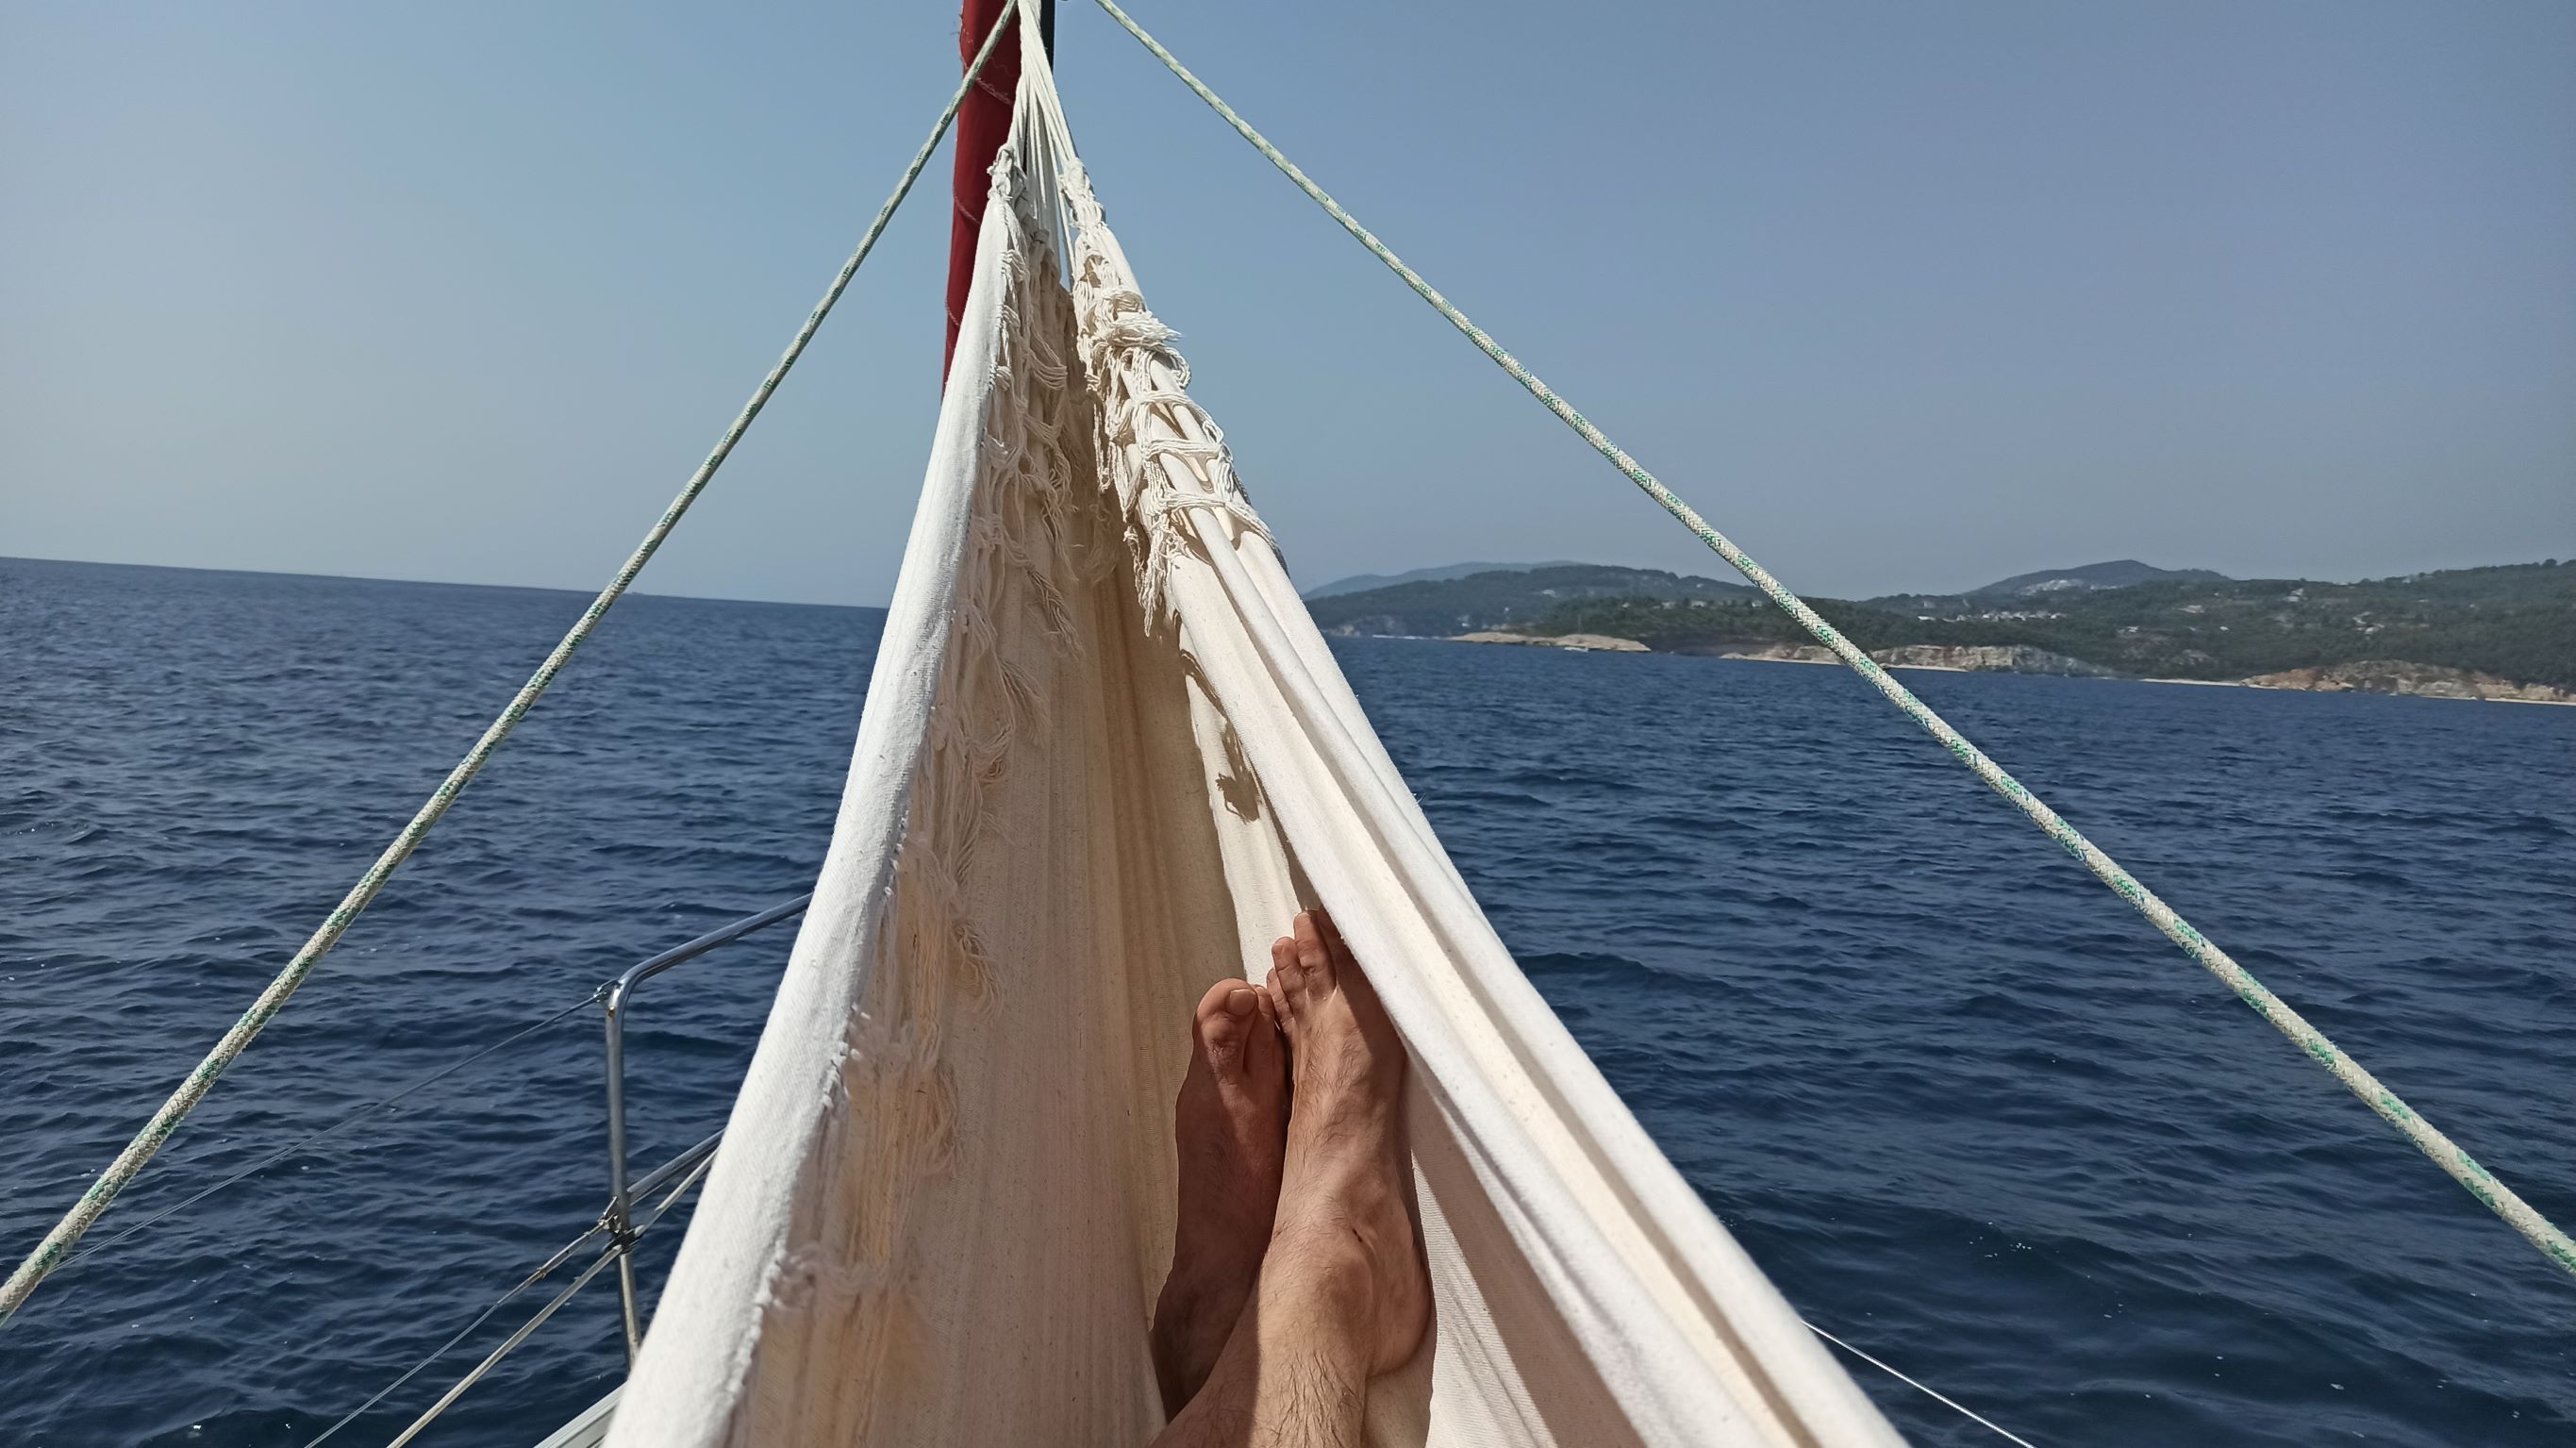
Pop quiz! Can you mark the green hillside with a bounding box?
[1951,559,2226,599]
[1314,560,2576,689]
[1303,564,1753,637]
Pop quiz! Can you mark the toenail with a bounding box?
[1224,988,1256,1017]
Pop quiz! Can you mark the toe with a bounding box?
[1292,910,1336,992]
[1225,985,1259,1022]
[1269,936,1302,1017]
[1194,977,1255,1074]
[1238,989,1286,1097]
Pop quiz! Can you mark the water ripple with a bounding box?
[2,561,2571,1446]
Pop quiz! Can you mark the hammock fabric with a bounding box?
[611,25,1901,1447]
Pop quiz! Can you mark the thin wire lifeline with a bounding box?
[1089,0,2576,1280]
[297,1226,610,1448]
[300,1151,714,1448]
[1806,1322,2040,1448]
[0,0,1024,1329]
[376,1154,720,1448]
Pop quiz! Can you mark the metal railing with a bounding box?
[303,895,814,1446]
[599,893,811,1359]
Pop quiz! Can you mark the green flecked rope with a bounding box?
[0,0,1022,1330]
[1089,0,2576,1280]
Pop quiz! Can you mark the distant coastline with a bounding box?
[1307,558,2576,703]
[0,554,888,616]
[1439,630,2576,705]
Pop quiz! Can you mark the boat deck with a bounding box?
[536,1388,619,1448]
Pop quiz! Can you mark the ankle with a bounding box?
[1260,1219,1376,1322]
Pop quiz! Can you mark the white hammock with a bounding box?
[609,22,1901,1447]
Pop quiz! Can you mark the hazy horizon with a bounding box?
[8,545,2560,614]
[7,1,2571,607]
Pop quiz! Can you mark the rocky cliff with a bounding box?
[1715,644,1839,664]
[1717,643,2113,675]
[1452,630,1651,653]
[1869,644,2118,676]
[2243,660,2574,704]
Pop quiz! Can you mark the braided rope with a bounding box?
[0,1,1023,1328]
[1090,0,2576,1279]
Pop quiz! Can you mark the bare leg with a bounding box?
[1146,1242,1374,1447]
[1150,910,1430,1447]
[1153,977,1290,1413]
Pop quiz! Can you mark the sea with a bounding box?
[3,555,2570,1446]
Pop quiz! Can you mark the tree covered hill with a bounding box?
[1945,559,2227,601]
[1302,560,1584,599]
[1302,564,1753,638]
[1311,560,2576,690]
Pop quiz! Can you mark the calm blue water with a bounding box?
[3,556,2570,1446]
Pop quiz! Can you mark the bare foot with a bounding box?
[1151,977,1289,1413]
[1266,909,1431,1376]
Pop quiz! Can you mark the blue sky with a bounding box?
[5,0,2570,604]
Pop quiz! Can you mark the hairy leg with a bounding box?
[1153,977,1289,1413]
[1150,909,1429,1447]
[1264,909,1429,1376]
[1147,1240,1374,1448]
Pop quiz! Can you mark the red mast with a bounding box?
[944,0,1039,378]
